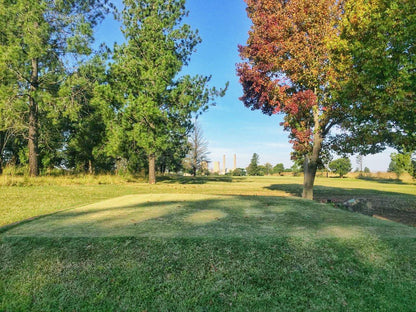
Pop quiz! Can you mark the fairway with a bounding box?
[3,193,416,239]
[1,177,416,311]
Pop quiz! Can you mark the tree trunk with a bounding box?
[303,156,318,199]
[0,132,4,175]
[88,159,93,175]
[28,58,39,177]
[148,153,156,184]
[302,106,323,200]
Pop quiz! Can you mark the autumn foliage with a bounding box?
[237,0,342,199]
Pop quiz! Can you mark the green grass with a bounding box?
[1,175,415,228]
[1,176,416,311]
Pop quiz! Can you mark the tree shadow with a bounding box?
[3,193,415,238]
[1,194,415,311]
[265,184,416,226]
[160,176,235,184]
[356,176,411,185]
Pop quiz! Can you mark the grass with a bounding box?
[1,175,416,310]
[1,175,415,228]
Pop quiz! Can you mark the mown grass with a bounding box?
[1,175,415,228]
[1,176,416,311]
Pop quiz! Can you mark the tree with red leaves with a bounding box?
[237,0,343,199]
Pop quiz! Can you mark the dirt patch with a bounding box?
[316,195,416,227]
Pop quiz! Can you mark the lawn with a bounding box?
[1,176,415,311]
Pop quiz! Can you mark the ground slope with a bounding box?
[1,193,415,311]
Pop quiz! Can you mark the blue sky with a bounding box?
[94,0,393,172]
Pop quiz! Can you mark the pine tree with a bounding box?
[110,0,226,184]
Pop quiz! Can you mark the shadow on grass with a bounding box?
[159,175,235,184]
[1,195,416,311]
[356,176,411,185]
[265,184,416,226]
[3,193,416,239]
[264,183,416,200]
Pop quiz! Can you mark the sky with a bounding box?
[94,0,394,172]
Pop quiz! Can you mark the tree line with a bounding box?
[0,0,226,183]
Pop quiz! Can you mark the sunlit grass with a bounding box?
[1,176,416,311]
[3,193,415,240]
[1,175,415,228]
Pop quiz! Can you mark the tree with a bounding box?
[0,0,110,176]
[264,162,273,175]
[111,0,225,184]
[273,163,284,175]
[231,168,246,176]
[246,153,260,176]
[356,155,363,172]
[184,121,210,176]
[290,163,302,176]
[237,0,343,199]
[331,0,416,152]
[388,152,412,179]
[329,158,352,178]
[62,55,113,174]
[257,165,266,176]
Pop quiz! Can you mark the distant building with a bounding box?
[233,154,237,171]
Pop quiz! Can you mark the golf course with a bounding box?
[1,175,415,311]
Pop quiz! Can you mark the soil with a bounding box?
[315,195,416,227]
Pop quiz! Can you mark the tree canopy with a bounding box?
[238,0,415,198]
[0,0,225,180]
[109,0,225,184]
[238,0,343,198]
[0,0,110,175]
[332,0,416,153]
[329,158,352,178]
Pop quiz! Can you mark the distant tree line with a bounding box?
[228,153,300,177]
[0,0,226,183]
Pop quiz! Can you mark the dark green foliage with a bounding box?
[109,0,226,183]
[61,55,115,174]
[329,158,352,178]
[273,163,285,175]
[231,168,246,176]
[0,0,111,175]
[246,153,261,176]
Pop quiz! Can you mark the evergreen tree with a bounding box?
[110,0,226,184]
[0,0,110,175]
[247,153,260,176]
